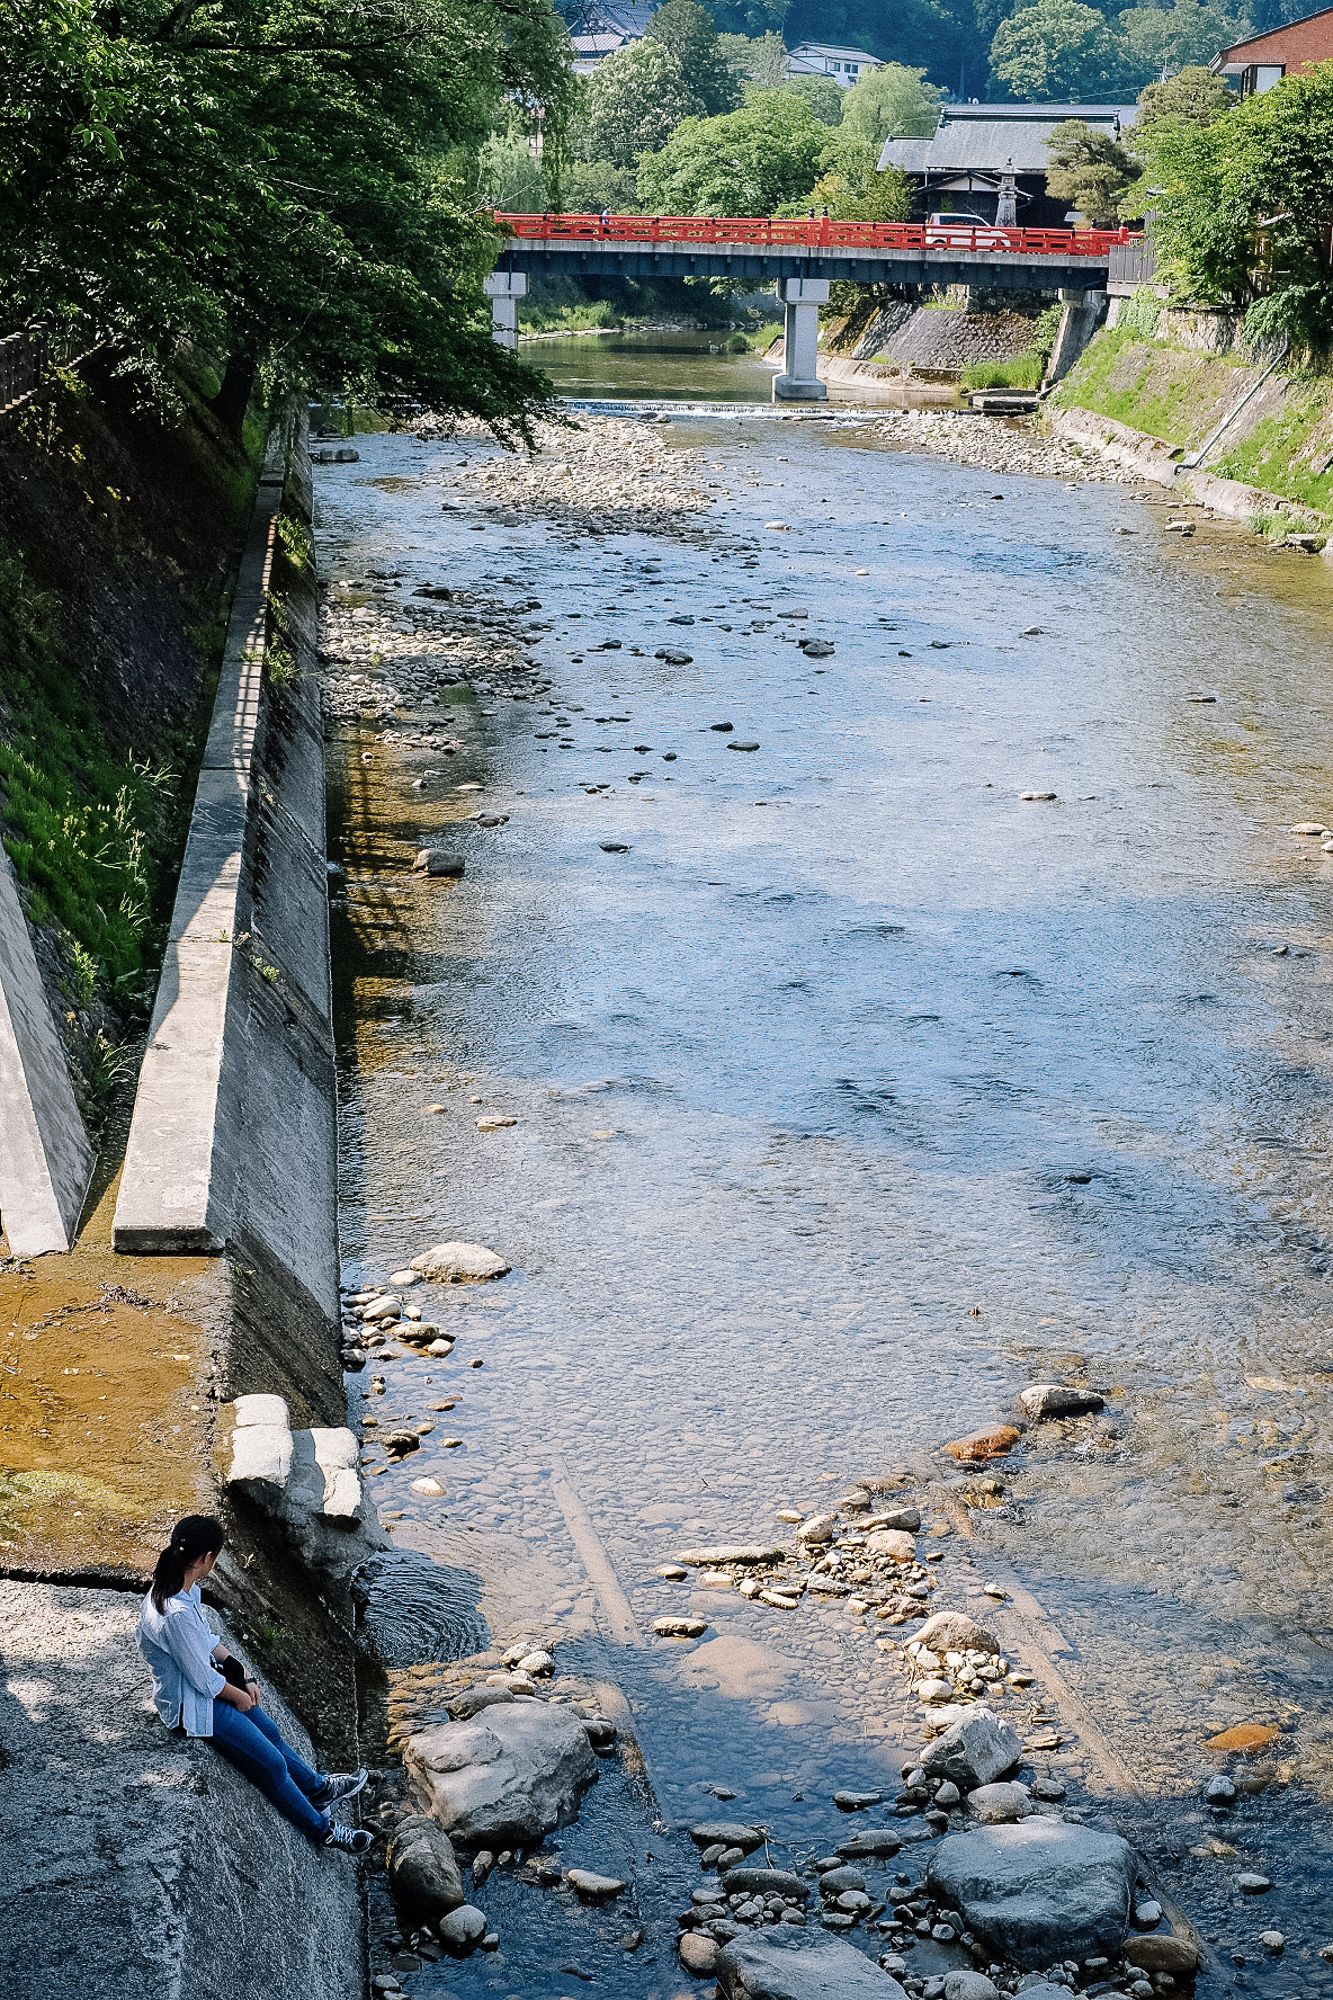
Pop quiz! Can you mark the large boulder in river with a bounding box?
[920,1706,1021,1787]
[409,1241,510,1283]
[404,1698,598,1850]
[1019,1384,1104,1421]
[926,1820,1139,1968]
[386,1814,466,1920]
[716,1929,907,1998]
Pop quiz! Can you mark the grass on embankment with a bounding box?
[0,358,263,1120]
[1051,320,1333,514]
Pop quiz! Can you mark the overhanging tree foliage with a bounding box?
[0,0,575,433]
[1142,59,1333,350]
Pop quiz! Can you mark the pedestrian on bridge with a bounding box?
[137,1514,375,1854]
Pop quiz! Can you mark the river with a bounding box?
[314,401,1333,2000]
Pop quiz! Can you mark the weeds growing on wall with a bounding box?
[0,551,188,1000]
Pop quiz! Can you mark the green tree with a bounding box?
[573,36,700,167]
[0,0,573,436]
[990,0,1133,99]
[636,87,825,212]
[1140,57,1333,347]
[708,0,790,37]
[1134,61,1233,136]
[1118,0,1249,87]
[784,73,846,122]
[1046,117,1142,221]
[718,29,791,92]
[838,62,943,146]
[646,0,740,114]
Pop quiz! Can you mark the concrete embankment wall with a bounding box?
[1050,307,1333,531]
[1,401,368,2000]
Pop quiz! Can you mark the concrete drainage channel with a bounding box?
[0,406,377,2000]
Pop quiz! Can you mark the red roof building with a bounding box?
[1212,4,1333,94]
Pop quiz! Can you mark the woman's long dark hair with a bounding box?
[150,1515,225,1612]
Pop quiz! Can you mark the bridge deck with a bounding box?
[493,212,1131,292]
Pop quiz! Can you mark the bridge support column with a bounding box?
[1043,286,1106,387]
[772,278,828,401]
[483,271,528,350]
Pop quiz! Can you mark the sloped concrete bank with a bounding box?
[0,407,371,2000]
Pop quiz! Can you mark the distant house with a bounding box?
[878,101,1138,227]
[566,0,655,72]
[786,42,885,85]
[1211,3,1333,94]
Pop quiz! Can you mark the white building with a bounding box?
[786,42,884,85]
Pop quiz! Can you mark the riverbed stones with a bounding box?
[720,1867,809,1902]
[414,849,465,876]
[797,1515,837,1544]
[566,1868,625,1899]
[692,1822,765,1852]
[926,1820,1139,1967]
[966,1782,1032,1823]
[866,1530,916,1562]
[437,1903,487,1949]
[410,1241,510,1282]
[681,1930,720,1974]
[716,1929,908,1997]
[386,1814,467,1920]
[920,1708,1021,1787]
[1018,1384,1104,1420]
[836,1829,902,1858]
[1123,1934,1200,1974]
[1205,1775,1236,1805]
[916,1612,1000,1655]
[1237,1871,1271,1893]
[871,1506,921,1532]
[678,1543,788,1566]
[475,1114,517,1131]
[943,1426,1021,1462]
[944,1975,1000,2000]
[404,1700,598,1849]
[654,1615,708,1637]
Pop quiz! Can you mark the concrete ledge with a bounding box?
[1052,404,1330,531]
[0,1579,362,2000]
[0,854,93,1254]
[114,405,339,1330]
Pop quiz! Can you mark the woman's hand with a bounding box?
[217,1681,256,1713]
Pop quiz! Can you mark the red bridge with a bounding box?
[487,211,1134,400]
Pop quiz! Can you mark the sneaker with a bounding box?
[315,1767,369,1806]
[323,1821,374,1856]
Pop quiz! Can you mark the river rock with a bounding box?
[692,1822,765,1852]
[797,1515,837,1544]
[716,1929,907,1998]
[382,1429,421,1457]
[1018,1384,1104,1420]
[720,1867,809,1903]
[449,1685,516,1720]
[681,1931,719,1974]
[916,1612,1000,1655]
[920,1707,1021,1787]
[943,1426,1021,1461]
[866,1529,916,1562]
[1205,1775,1236,1805]
[677,1544,787,1566]
[967,1782,1032,1824]
[818,1866,866,1896]
[837,1829,902,1858]
[871,1506,921,1532]
[1238,1872,1271,1893]
[802,640,835,658]
[437,1903,487,1948]
[386,1814,466,1919]
[944,1975,1000,2000]
[926,1820,1138,1967]
[566,1867,625,1899]
[414,849,465,876]
[410,1242,511,1282]
[1123,1934,1201,1974]
[654,1615,708,1637]
[404,1700,598,1849]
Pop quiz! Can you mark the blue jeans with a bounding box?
[210,1701,330,1843]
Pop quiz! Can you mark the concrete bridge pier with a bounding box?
[484,270,528,350]
[772,277,829,401]
[1045,286,1107,386]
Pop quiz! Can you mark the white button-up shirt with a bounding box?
[137,1583,226,1737]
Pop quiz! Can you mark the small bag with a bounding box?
[219,1654,251,1690]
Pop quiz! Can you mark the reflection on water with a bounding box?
[319,414,1333,1998]
[522,327,777,402]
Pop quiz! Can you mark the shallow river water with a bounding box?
[315,410,1333,2000]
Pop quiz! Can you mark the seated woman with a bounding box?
[138,1514,375,1854]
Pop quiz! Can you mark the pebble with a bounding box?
[1133,1901,1162,1928]
[1259,1930,1284,1952]
[565,1868,625,1899]
[653,1615,708,1638]
[679,1931,718,1973]
[798,1514,837,1543]
[1238,1872,1272,1893]
[832,1792,881,1812]
[475,1114,517,1130]
[944,1425,1020,1462]
[436,1905,487,1947]
[1290,821,1328,835]
[1205,1775,1236,1805]
[658,1563,689,1580]
[1019,790,1057,802]
[409,1476,445,1495]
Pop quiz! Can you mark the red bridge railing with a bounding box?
[494,213,1134,257]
